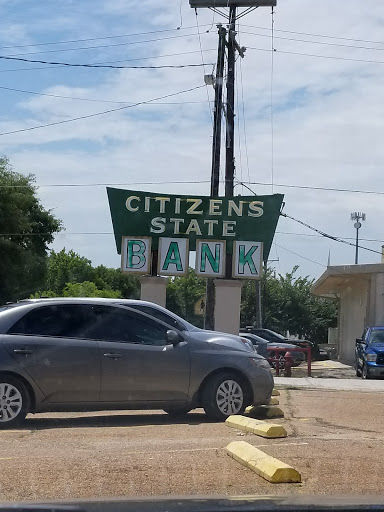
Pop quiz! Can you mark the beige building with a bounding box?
[312,264,384,364]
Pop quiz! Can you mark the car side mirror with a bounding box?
[356,338,365,345]
[166,330,181,346]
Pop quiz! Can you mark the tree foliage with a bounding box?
[241,266,337,344]
[166,269,206,327]
[33,249,140,299]
[0,157,62,304]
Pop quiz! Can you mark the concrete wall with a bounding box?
[338,279,369,364]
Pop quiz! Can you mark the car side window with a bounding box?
[91,306,168,346]
[7,304,94,338]
[127,304,184,331]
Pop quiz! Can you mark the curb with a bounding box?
[225,415,287,438]
[226,440,301,483]
[245,406,285,419]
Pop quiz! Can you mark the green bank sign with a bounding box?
[107,187,283,260]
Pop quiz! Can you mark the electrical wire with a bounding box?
[270,7,275,195]
[276,231,384,244]
[195,9,214,126]
[0,55,213,69]
[3,32,207,58]
[0,85,207,137]
[246,180,384,196]
[247,46,384,66]
[274,243,326,268]
[0,85,213,104]
[236,179,384,258]
[0,180,212,189]
[237,27,251,188]
[239,23,384,47]
[241,29,384,53]
[0,48,217,74]
[0,25,214,51]
[280,211,383,256]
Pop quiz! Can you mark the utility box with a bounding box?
[189,0,276,7]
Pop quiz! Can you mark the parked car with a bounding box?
[240,327,320,358]
[0,299,274,427]
[355,326,384,379]
[240,332,305,367]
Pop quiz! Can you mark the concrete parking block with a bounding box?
[245,406,285,419]
[272,389,280,396]
[269,397,279,405]
[226,440,301,483]
[225,415,287,438]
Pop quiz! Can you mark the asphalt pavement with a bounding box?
[1,388,384,501]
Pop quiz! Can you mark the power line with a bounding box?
[242,30,384,53]
[195,9,214,126]
[0,54,213,69]
[246,180,384,196]
[0,25,213,51]
[240,23,384,47]
[274,242,326,268]
[248,46,384,66]
[237,179,383,258]
[3,32,208,58]
[0,85,212,104]
[0,180,212,189]
[276,231,384,244]
[0,48,217,74]
[280,210,383,257]
[0,85,206,137]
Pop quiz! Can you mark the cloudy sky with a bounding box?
[1,0,383,280]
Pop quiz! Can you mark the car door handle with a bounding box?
[103,352,122,360]
[13,348,33,355]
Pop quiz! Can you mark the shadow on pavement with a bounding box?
[23,411,213,430]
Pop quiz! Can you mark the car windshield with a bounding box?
[370,330,384,343]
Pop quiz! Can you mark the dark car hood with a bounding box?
[185,330,255,354]
[370,342,384,352]
[268,342,298,349]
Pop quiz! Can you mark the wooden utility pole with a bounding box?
[205,24,227,330]
[225,5,236,199]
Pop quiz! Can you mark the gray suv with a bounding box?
[0,299,273,427]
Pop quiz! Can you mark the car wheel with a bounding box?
[0,376,30,428]
[163,406,191,417]
[355,360,362,377]
[362,363,372,380]
[201,372,248,421]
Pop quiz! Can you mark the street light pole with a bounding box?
[351,212,366,264]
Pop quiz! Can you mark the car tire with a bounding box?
[201,372,249,421]
[356,360,362,377]
[0,375,30,428]
[163,406,191,417]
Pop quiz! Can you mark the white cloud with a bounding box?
[1,0,384,277]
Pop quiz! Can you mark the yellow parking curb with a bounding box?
[226,415,287,438]
[245,406,285,419]
[226,440,301,483]
[269,397,279,406]
[272,389,280,396]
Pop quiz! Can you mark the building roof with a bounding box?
[312,263,384,297]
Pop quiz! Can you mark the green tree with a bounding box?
[0,157,62,304]
[63,281,122,298]
[241,266,337,344]
[93,265,140,299]
[166,269,206,327]
[45,249,93,295]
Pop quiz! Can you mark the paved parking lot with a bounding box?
[1,388,383,501]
